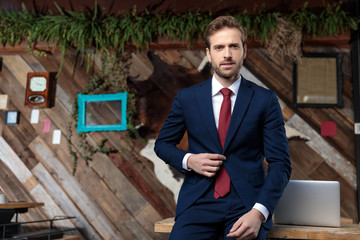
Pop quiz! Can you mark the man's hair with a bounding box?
[205,16,248,49]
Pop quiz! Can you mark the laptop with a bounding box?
[273,180,340,227]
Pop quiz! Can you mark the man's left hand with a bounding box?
[226,208,264,240]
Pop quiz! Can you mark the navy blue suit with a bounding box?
[155,77,292,237]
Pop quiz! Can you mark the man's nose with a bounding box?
[224,47,232,59]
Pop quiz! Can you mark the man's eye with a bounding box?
[214,46,223,50]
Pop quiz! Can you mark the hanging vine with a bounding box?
[66,51,135,175]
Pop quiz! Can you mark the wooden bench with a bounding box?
[61,236,80,240]
[155,217,360,239]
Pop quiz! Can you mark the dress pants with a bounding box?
[170,183,268,240]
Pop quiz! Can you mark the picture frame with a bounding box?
[77,92,127,132]
[5,110,20,125]
[293,52,343,107]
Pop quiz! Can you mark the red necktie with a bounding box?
[214,88,232,199]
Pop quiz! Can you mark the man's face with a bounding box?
[206,27,247,85]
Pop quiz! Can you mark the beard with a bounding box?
[211,60,243,82]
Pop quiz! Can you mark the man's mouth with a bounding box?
[220,62,234,68]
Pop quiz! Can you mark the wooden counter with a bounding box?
[267,223,360,239]
[0,202,44,209]
[0,202,44,222]
[154,217,360,240]
[154,217,174,233]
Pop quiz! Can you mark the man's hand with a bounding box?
[226,208,264,240]
[187,153,226,177]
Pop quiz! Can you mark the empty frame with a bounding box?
[77,92,127,132]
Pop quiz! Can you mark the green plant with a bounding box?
[66,51,136,175]
[287,1,358,37]
[320,1,358,36]
[233,5,280,43]
[0,2,357,67]
[97,137,116,154]
[0,4,35,45]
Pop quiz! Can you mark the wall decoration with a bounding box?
[4,111,20,125]
[293,52,343,107]
[77,92,127,132]
[321,121,337,137]
[52,129,61,144]
[30,109,40,124]
[25,72,56,108]
[355,123,360,135]
[0,95,8,110]
[43,119,51,133]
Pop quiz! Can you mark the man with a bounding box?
[155,16,291,240]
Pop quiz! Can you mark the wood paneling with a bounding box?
[0,46,357,239]
[245,48,357,222]
[245,48,355,164]
[0,53,174,239]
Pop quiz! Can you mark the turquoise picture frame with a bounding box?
[77,92,127,132]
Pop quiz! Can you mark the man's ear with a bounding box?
[243,44,247,59]
[206,48,211,63]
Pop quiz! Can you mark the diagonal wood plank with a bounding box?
[287,114,356,188]
[29,136,123,240]
[32,163,100,239]
[0,137,73,228]
[0,160,47,223]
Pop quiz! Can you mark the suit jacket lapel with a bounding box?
[196,79,222,153]
[223,79,254,152]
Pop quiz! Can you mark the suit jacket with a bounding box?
[154,77,292,230]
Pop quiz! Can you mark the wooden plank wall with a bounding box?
[0,47,357,240]
[0,52,185,239]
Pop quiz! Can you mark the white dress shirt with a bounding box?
[182,75,269,221]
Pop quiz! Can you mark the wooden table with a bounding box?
[0,202,44,209]
[0,202,44,222]
[154,217,360,240]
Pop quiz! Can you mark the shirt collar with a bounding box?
[211,75,242,97]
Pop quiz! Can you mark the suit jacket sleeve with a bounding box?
[154,90,188,173]
[257,92,292,216]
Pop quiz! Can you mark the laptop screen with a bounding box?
[273,180,340,227]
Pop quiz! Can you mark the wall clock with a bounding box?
[25,72,56,108]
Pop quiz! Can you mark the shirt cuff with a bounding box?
[253,203,269,222]
[182,153,192,171]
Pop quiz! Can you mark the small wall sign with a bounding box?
[0,95,8,110]
[5,111,20,125]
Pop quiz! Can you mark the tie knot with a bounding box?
[220,88,232,97]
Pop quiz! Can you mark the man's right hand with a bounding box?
[187,153,226,177]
